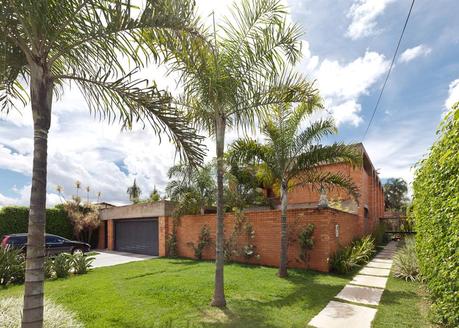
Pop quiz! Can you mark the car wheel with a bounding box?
[72,248,84,255]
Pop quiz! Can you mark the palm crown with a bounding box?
[229,102,362,198]
[0,0,205,163]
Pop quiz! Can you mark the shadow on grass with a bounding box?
[201,270,347,328]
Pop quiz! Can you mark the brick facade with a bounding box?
[99,144,384,273]
[165,208,358,272]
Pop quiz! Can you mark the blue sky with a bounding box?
[1,0,458,206]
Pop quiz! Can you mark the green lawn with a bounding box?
[373,275,432,328]
[0,259,350,327]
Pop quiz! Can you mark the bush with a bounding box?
[53,253,72,278]
[0,206,73,239]
[72,253,95,274]
[330,235,376,273]
[187,225,211,260]
[413,104,459,327]
[0,296,83,328]
[0,247,25,286]
[393,237,419,281]
[298,224,315,265]
[44,256,54,279]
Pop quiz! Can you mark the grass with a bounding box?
[0,258,350,328]
[373,274,432,328]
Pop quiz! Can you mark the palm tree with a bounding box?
[96,191,102,203]
[75,180,82,198]
[228,103,361,277]
[166,163,217,216]
[127,179,142,204]
[55,185,64,203]
[1,1,204,326]
[383,178,408,211]
[155,0,314,307]
[85,186,90,203]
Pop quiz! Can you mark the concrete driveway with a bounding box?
[91,250,156,268]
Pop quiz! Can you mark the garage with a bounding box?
[114,218,158,255]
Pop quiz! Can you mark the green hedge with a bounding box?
[413,104,459,327]
[0,206,74,240]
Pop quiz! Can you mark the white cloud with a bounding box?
[0,185,61,208]
[305,50,389,126]
[399,45,432,63]
[329,100,363,127]
[346,0,395,40]
[445,79,459,110]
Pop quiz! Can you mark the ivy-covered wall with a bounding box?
[0,206,74,240]
[413,104,459,327]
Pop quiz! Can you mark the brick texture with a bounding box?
[165,208,358,272]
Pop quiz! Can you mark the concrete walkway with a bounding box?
[308,241,397,328]
[92,250,156,268]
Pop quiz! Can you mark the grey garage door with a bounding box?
[114,219,158,255]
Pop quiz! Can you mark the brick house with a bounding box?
[98,143,384,272]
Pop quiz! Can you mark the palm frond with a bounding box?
[56,69,205,165]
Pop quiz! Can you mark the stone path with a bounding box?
[308,241,398,328]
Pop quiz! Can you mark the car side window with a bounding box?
[46,236,59,243]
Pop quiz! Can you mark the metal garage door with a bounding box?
[114,219,158,255]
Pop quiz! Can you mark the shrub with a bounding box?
[0,206,73,239]
[393,237,419,281]
[0,247,25,286]
[53,253,72,278]
[44,257,54,279]
[413,103,459,327]
[298,224,315,265]
[187,225,211,260]
[0,296,83,328]
[330,235,376,273]
[72,253,95,274]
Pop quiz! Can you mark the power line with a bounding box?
[362,0,416,141]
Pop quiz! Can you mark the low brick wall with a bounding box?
[167,208,358,272]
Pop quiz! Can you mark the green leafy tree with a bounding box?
[0,1,204,325]
[228,103,361,277]
[155,0,313,306]
[166,163,216,216]
[383,178,409,212]
[127,179,142,204]
[149,187,161,202]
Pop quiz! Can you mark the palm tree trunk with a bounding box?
[22,64,53,328]
[278,180,289,277]
[211,115,226,307]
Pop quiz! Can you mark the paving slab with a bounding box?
[359,267,390,277]
[371,258,393,264]
[309,300,377,328]
[350,274,388,289]
[335,285,384,306]
[366,261,392,269]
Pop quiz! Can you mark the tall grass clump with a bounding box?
[330,235,376,273]
[393,237,419,281]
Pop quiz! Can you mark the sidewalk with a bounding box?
[308,241,398,328]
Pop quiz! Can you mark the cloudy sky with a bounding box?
[1,0,458,207]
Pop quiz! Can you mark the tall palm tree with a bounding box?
[154,0,315,307]
[166,163,216,216]
[228,103,361,277]
[75,180,81,199]
[0,1,204,326]
[383,178,408,211]
[85,186,90,203]
[127,179,142,204]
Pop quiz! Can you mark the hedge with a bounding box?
[0,206,74,240]
[413,104,459,327]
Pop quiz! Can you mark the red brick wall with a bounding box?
[166,208,358,272]
[107,219,114,250]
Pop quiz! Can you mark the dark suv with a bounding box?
[1,233,90,255]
